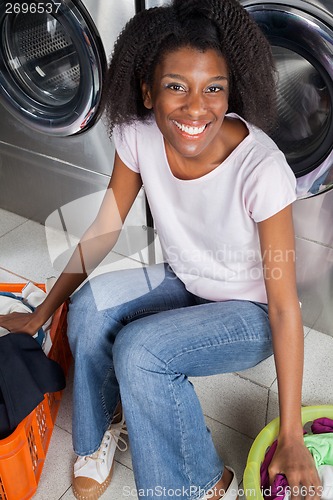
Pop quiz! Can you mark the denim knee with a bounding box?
[113,322,166,386]
[67,285,114,356]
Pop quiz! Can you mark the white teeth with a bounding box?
[173,120,206,135]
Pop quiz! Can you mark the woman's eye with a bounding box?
[166,84,185,92]
[206,86,223,93]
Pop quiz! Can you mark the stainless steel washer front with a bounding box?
[0,0,146,231]
[241,1,333,199]
[240,0,333,335]
[0,0,106,135]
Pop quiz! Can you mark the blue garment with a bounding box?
[309,171,330,195]
[0,291,45,346]
[67,263,273,500]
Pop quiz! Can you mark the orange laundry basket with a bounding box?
[0,283,71,500]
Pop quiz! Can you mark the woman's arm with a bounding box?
[0,153,142,334]
[258,204,321,498]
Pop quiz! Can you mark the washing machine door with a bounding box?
[243,2,333,198]
[0,0,106,136]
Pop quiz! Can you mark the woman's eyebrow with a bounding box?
[161,73,228,82]
[161,73,187,80]
[213,75,228,81]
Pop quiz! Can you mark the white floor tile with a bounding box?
[191,373,269,439]
[266,390,279,424]
[205,415,253,485]
[270,329,333,406]
[0,208,27,237]
[302,329,333,405]
[0,220,57,281]
[33,426,75,500]
[55,366,74,436]
[236,354,276,389]
[43,225,78,275]
[0,268,28,283]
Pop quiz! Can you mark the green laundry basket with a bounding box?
[243,405,333,500]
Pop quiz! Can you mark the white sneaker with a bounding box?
[203,466,238,500]
[72,413,127,500]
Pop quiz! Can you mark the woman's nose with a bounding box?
[182,91,206,115]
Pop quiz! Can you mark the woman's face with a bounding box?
[142,46,229,161]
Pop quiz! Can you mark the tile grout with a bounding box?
[0,265,31,282]
[204,412,256,441]
[0,216,30,239]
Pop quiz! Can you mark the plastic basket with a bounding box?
[0,283,71,500]
[243,405,333,500]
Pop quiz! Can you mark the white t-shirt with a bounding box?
[113,113,297,303]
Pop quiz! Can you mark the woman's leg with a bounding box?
[67,263,199,456]
[113,300,273,500]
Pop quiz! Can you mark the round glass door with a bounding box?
[247,4,333,198]
[0,0,106,135]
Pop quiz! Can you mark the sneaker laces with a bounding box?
[106,413,128,453]
[80,414,128,466]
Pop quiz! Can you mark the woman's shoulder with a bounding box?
[223,114,250,150]
[227,113,281,154]
[112,117,161,157]
[112,117,163,171]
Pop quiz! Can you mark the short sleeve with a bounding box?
[245,153,297,222]
[112,124,140,173]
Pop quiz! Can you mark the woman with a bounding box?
[0,1,321,499]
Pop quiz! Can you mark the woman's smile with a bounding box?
[172,119,209,137]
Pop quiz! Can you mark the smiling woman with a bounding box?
[0,1,321,499]
[140,47,233,175]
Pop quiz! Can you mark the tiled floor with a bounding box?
[1,207,333,500]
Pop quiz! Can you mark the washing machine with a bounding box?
[237,0,333,336]
[0,0,156,263]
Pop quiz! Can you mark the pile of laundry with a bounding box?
[0,280,66,440]
[261,417,333,500]
[0,278,56,354]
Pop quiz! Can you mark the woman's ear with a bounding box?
[142,83,153,110]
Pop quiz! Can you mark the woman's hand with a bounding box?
[269,435,322,500]
[0,311,43,336]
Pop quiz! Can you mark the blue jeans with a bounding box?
[67,263,273,499]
